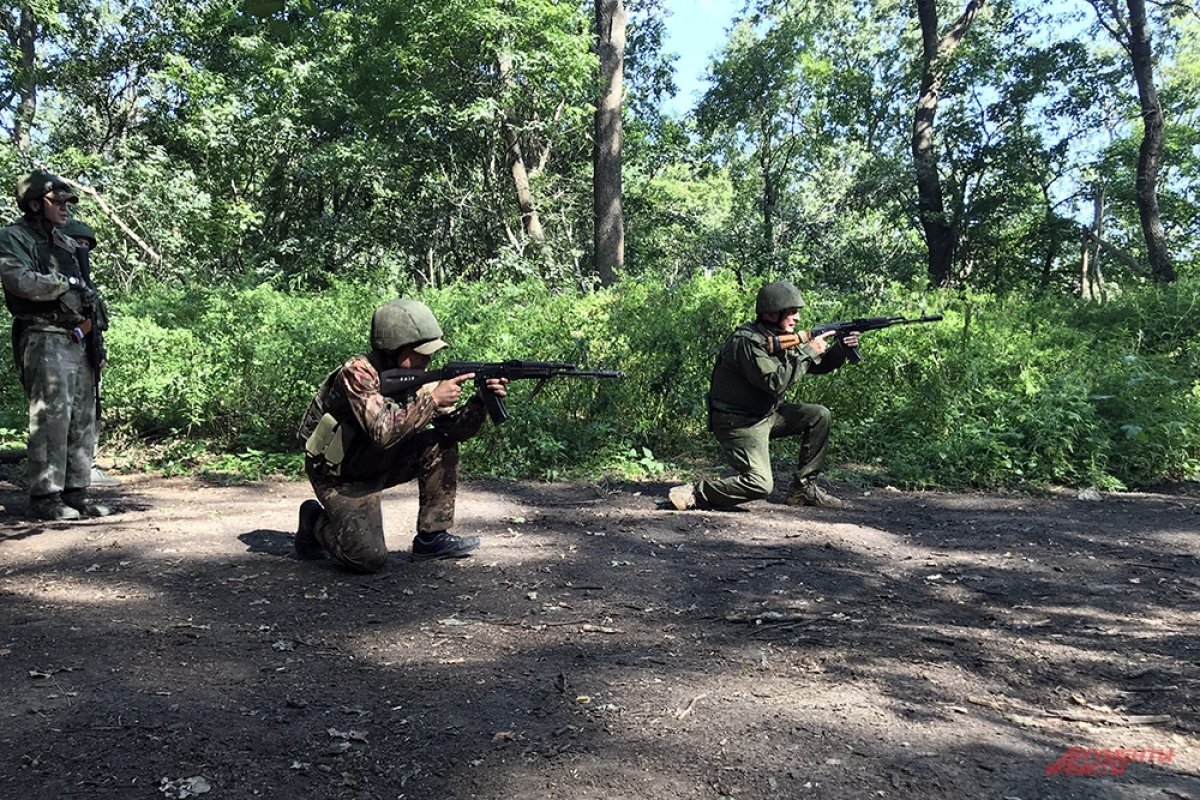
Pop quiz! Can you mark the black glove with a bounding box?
[78,285,99,306]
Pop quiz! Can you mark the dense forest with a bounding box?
[1,0,1197,490]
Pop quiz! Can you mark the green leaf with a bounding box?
[243,0,286,17]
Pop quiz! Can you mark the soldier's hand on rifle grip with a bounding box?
[842,331,861,349]
[808,330,838,355]
[431,372,475,410]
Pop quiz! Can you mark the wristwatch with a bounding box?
[67,276,80,288]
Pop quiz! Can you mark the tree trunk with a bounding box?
[593,0,626,287]
[1081,183,1106,301]
[501,119,545,242]
[759,117,777,259]
[1039,181,1055,290]
[1126,0,1173,282]
[496,53,545,243]
[12,5,38,150]
[911,0,986,287]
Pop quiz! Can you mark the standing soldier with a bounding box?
[669,280,858,512]
[59,217,118,488]
[0,171,111,520]
[295,299,508,572]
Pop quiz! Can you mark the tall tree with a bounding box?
[1,2,43,150]
[497,51,545,243]
[594,0,627,286]
[1085,0,1174,282]
[695,9,814,275]
[911,0,986,286]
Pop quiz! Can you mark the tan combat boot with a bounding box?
[786,480,848,509]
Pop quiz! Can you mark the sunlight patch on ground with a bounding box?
[0,573,163,604]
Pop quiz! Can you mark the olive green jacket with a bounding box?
[707,320,844,428]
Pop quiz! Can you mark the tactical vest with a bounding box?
[298,368,345,444]
[298,359,404,475]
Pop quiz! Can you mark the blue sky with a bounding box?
[660,0,741,115]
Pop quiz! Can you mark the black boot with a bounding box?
[30,493,82,521]
[411,531,480,561]
[62,488,114,518]
[295,500,326,560]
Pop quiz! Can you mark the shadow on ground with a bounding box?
[0,475,1197,799]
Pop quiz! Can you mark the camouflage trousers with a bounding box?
[304,428,460,573]
[695,402,831,508]
[20,328,96,498]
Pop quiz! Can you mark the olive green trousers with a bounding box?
[694,402,830,508]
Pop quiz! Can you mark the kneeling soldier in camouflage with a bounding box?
[295,299,508,572]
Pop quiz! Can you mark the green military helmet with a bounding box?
[60,218,98,249]
[16,170,78,214]
[755,280,805,316]
[370,299,448,355]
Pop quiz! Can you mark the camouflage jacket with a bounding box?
[0,217,86,326]
[299,353,487,456]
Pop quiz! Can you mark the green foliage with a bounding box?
[1,0,1198,487]
[104,281,382,446]
[811,285,1200,489]
[624,159,735,280]
[2,276,1198,488]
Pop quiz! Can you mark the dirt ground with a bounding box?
[1,469,1199,800]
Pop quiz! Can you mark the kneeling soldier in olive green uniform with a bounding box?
[670,280,858,512]
[295,299,508,572]
[0,171,111,520]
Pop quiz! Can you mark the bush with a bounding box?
[3,276,1197,489]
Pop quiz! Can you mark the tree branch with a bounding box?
[937,0,987,63]
[1083,0,1132,57]
[65,180,163,264]
[1148,0,1200,20]
[1080,226,1149,276]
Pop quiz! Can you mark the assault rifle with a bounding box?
[765,314,943,363]
[379,360,625,424]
